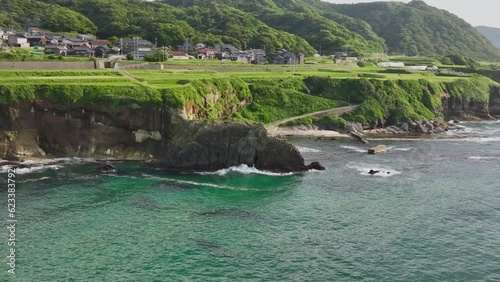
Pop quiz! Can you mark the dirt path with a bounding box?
[266,105,360,133]
[114,70,148,86]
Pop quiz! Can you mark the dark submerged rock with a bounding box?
[96,163,118,173]
[307,161,326,171]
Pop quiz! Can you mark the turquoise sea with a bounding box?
[1,122,500,281]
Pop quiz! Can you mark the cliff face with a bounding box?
[0,101,165,160]
[441,86,500,120]
[0,100,307,173]
[489,86,500,117]
[442,96,491,120]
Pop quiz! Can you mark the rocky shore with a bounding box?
[150,121,320,173]
[355,118,454,136]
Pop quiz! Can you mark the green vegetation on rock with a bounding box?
[233,78,347,123]
[0,69,496,126]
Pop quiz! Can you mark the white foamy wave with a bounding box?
[296,146,321,153]
[54,157,98,164]
[341,145,366,153]
[198,164,295,176]
[459,137,500,143]
[0,165,13,173]
[15,165,62,175]
[19,176,51,183]
[141,174,263,191]
[387,147,415,152]
[1,163,62,174]
[468,156,497,160]
[347,163,401,177]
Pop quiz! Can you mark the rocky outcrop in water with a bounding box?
[153,121,309,173]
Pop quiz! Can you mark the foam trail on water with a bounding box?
[296,146,321,153]
[468,156,497,160]
[1,164,62,174]
[340,145,366,153]
[198,164,295,176]
[141,173,266,191]
[19,176,51,183]
[387,147,415,152]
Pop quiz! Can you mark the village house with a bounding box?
[79,34,94,41]
[27,27,41,35]
[94,45,110,58]
[128,50,157,60]
[215,51,230,60]
[66,46,92,57]
[66,36,89,48]
[90,39,109,48]
[7,34,30,48]
[170,51,189,60]
[120,39,153,58]
[335,52,348,59]
[2,28,15,40]
[196,48,216,59]
[214,43,239,54]
[122,39,153,50]
[26,35,47,47]
[247,49,267,64]
[267,49,303,65]
[230,51,252,64]
[44,45,68,55]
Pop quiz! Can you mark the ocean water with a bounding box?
[1,122,500,281]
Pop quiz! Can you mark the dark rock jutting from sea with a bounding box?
[150,120,312,173]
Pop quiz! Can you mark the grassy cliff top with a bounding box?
[0,66,497,125]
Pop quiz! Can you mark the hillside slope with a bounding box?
[476,26,500,48]
[1,0,499,60]
[332,0,500,60]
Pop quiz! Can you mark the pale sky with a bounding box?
[324,0,500,28]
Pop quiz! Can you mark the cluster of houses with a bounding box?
[1,27,119,57]
[0,27,306,64]
[173,42,304,64]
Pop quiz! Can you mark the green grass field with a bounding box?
[0,64,471,91]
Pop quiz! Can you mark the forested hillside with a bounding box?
[1,0,499,60]
[332,0,500,60]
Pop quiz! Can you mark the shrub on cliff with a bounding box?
[162,77,252,119]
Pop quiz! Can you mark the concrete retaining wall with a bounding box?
[0,61,98,69]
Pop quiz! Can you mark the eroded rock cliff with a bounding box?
[0,100,309,173]
[154,121,307,173]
